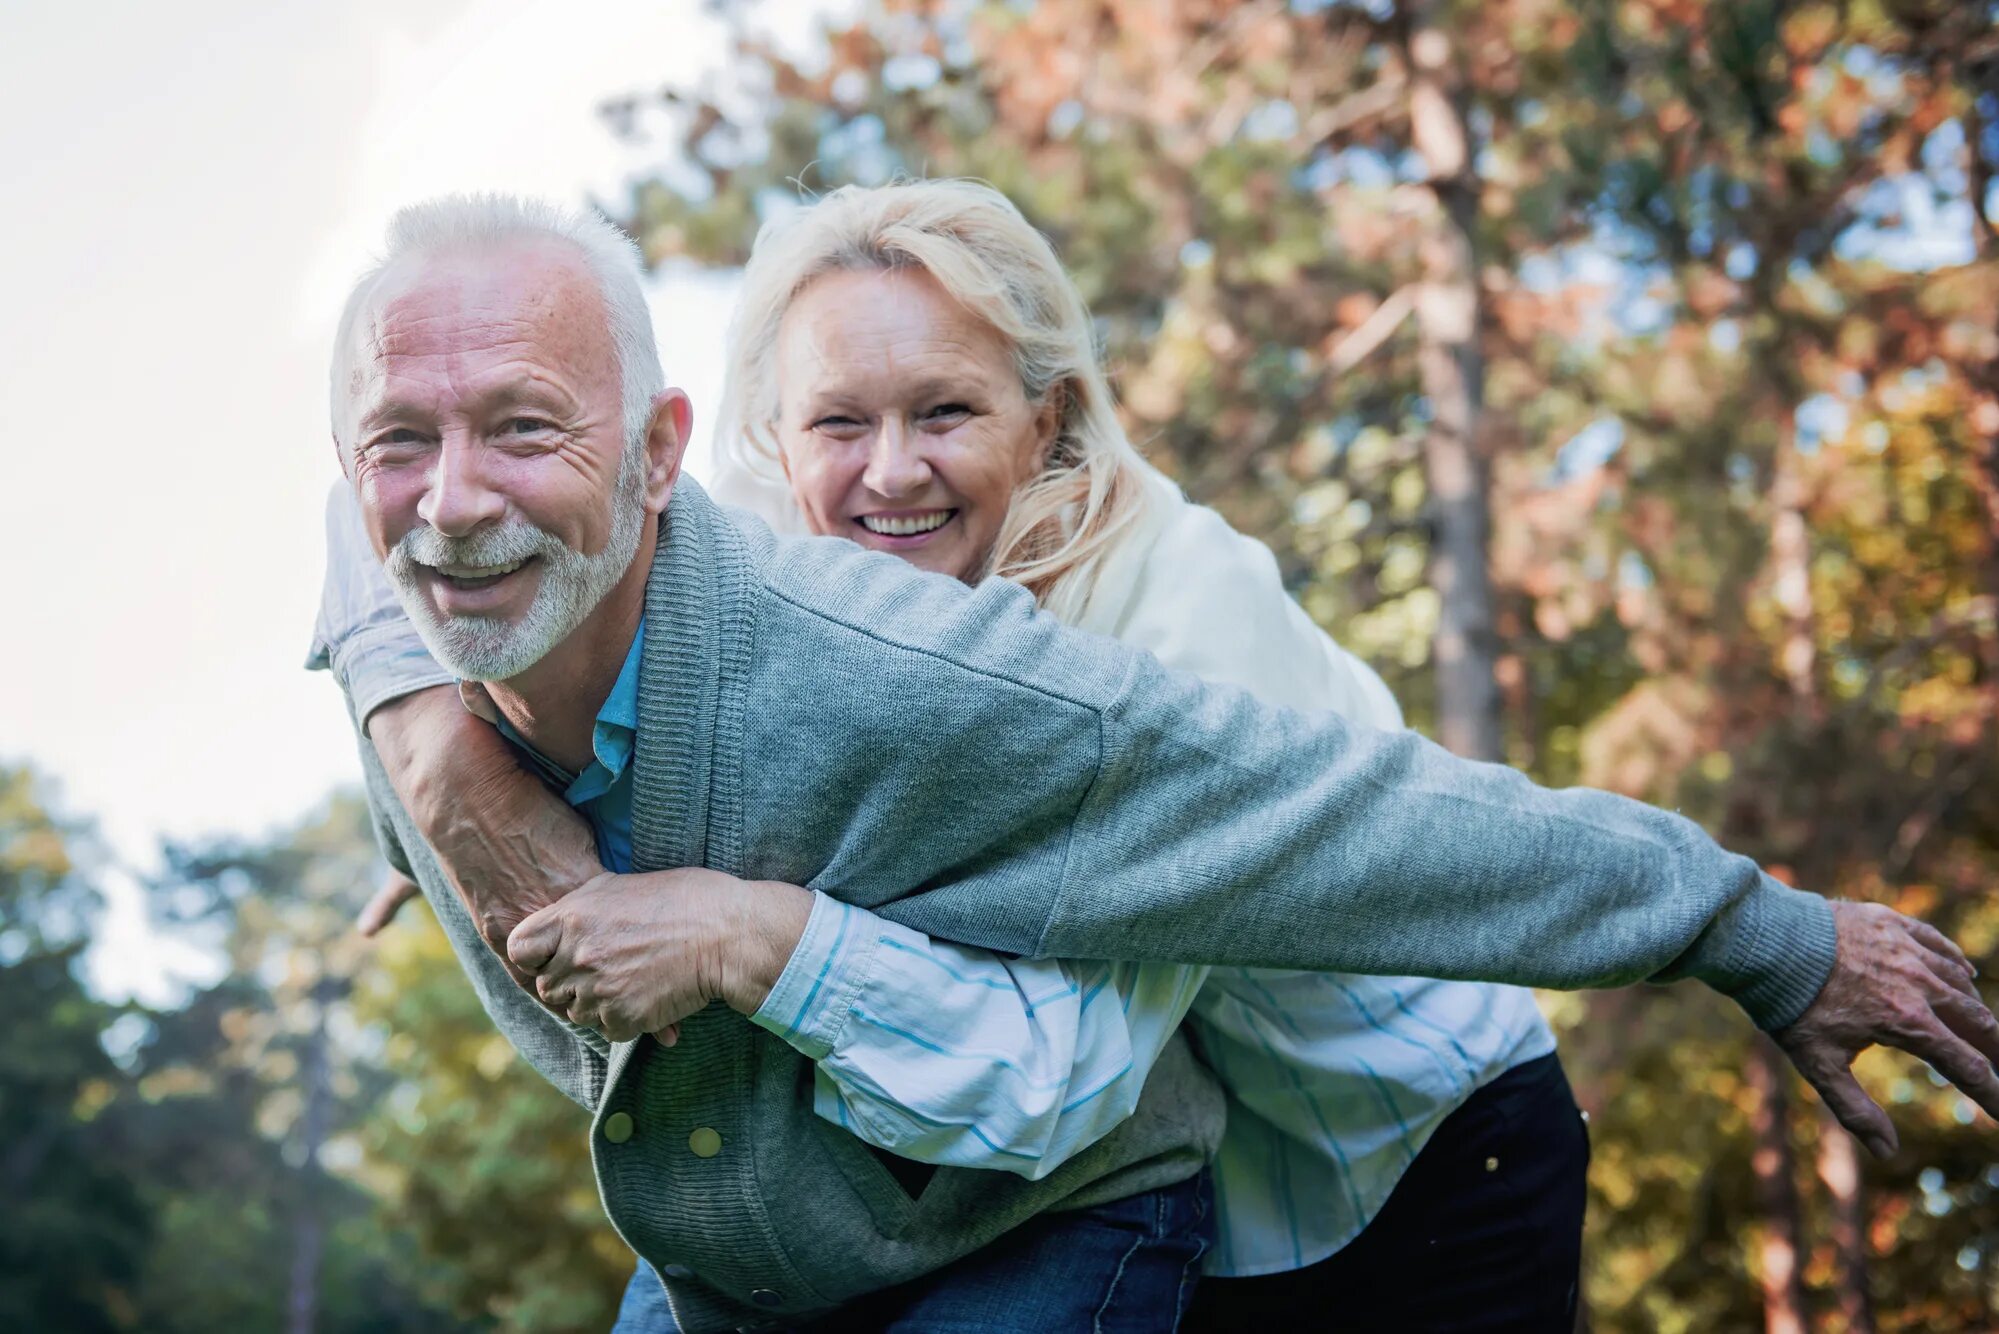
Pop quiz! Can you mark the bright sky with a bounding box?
[0,0,833,1001]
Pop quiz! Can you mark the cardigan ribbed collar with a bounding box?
[629,475,752,882]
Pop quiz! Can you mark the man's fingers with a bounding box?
[651,1024,681,1048]
[1935,987,1999,1068]
[1803,1059,1899,1159]
[357,873,421,938]
[508,906,564,974]
[1906,917,1975,978]
[1903,1018,1999,1123]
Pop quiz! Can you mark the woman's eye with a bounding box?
[925,404,971,423]
[813,416,865,434]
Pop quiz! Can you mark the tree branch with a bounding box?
[1326,284,1417,373]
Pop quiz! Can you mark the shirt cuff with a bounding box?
[329,621,458,731]
[750,891,881,1061]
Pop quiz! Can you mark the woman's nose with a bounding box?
[861,420,933,498]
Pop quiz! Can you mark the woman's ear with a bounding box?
[1032,383,1066,468]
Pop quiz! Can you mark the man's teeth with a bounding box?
[434,559,527,579]
[859,511,952,537]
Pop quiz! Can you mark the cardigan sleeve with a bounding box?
[747,535,1837,1032]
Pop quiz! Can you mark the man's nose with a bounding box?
[417,437,506,536]
[861,420,933,499]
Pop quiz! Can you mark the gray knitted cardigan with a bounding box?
[356,478,1836,1330]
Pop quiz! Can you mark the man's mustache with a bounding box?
[388,519,569,581]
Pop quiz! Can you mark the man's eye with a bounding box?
[925,403,972,423]
[376,428,426,448]
[505,417,552,435]
[813,416,865,434]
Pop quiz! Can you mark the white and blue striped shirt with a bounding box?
[734,471,1553,1275]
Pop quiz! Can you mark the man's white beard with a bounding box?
[385,449,649,681]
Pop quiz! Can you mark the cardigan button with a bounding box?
[688,1126,723,1158]
[603,1112,635,1144]
[750,1288,783,1308]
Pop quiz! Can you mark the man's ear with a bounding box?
[643,389,694,513]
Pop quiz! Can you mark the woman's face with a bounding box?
[773,266,1059,581]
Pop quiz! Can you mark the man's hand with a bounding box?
[1775,901,1999,1158]
[357,871,421,937]
[505,870,814,1044]
[369,686,602,989]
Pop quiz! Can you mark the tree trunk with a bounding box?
[1404,1,1503,762]
[1817,1111,1875,1333]
[286,986,334,1334]
[1747,1039,1809,1334]
[1769,431,1817,706]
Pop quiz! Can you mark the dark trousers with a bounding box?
[1184,1052,1590,1333]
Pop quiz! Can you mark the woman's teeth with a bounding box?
[859,511,953,537]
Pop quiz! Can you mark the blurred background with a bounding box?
[2,0,1995,1329]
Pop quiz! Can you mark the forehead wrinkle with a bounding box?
[360,263,618,425]
[373,241,613,354]
[787,313,1010,410]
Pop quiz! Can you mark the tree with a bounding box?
[129,795,472,1333]
[0,767,151,1334]
[347,902,632,1333]
[600,1,1999,1325]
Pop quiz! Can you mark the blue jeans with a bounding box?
[614,1170,1214,1332]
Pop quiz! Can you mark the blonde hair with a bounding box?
[713,179,1160,622]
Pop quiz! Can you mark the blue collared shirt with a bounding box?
[492,625,643,874]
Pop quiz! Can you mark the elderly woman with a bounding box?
[325,179,1586,1330]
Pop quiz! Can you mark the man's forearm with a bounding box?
[370,686,603,950]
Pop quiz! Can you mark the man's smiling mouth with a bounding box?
[429,557,533,590]
[858,510,955,537]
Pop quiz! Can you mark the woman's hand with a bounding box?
[357,870,422,937]
[504,870,814,1044]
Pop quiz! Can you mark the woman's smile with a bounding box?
[854,508,959,547]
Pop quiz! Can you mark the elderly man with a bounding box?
[319,194,1996,1332]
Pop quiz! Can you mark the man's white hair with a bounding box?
[329,193,664,453]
